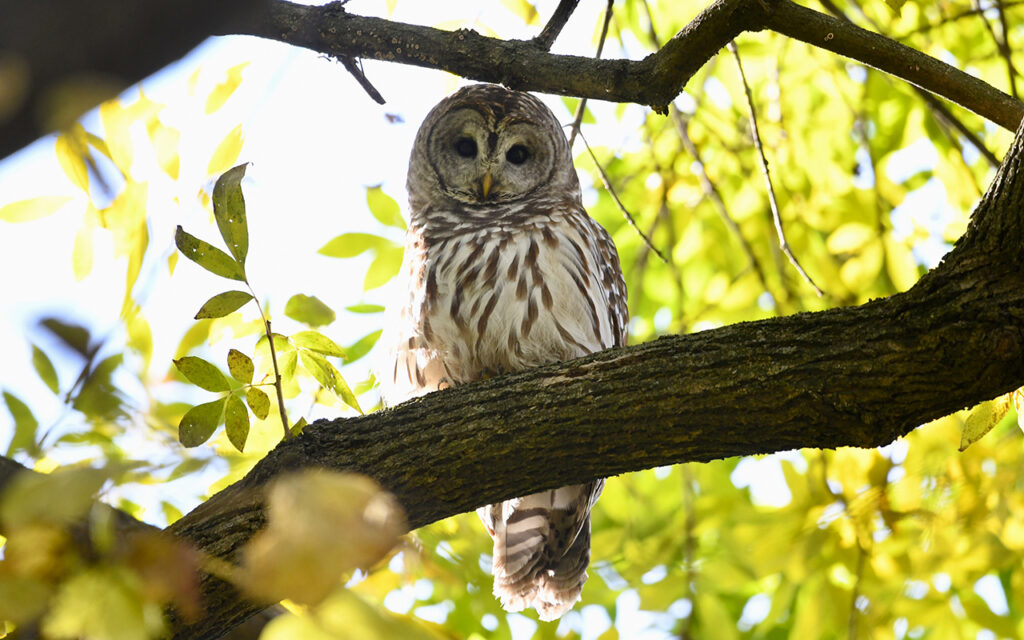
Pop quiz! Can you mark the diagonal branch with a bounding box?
[221,0,1023,129]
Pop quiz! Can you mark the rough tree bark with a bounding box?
[3,0,1024,638]
[2,0,1022,161]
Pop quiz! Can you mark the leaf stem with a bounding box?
[248,283,291,440]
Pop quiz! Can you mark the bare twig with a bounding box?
[339,55,386,104]
[533,0,581,51]
[670,107,773,297]
[897,0,1024,38]
[577,130,669,264]
[995,0,1020,100]
[568,0,614,148]
[729,41,824,297]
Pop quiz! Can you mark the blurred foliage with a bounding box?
[3,0,1024,638]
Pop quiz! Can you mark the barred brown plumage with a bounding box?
[380,84,628,621]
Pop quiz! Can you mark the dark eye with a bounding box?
[506,144,530,165]
[454,138,477,158]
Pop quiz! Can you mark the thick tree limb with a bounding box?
[3,0,1021,162]
[224,0,1023,130]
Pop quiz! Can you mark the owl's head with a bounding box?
[407,84,580,216]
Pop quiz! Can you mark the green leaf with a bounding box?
[40,318,91,356]
[299,351,361,413]
[179,398,226,447]
[364,244,404,290]
[174,356,231,392]
[31,344,60,393]
[246,387,271,420]
[345,329,382,363]
[366,185,406,229]
[4,391,39,456]
[212,163,249,264]
[284,294,336,327]
[345,304,385,314]
[195,290,254,319]
[227,349,255,384]
[299,350,335,391]
[225,394,250,452]
[207,124,244,176]
[292,331,346,358]
[318,233,391,258]
[0,196,73,223]
[290,416,308,437]
[174,225,246,281]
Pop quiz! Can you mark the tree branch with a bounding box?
[222,0,1023,128]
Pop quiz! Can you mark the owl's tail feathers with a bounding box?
[490,507,593,622]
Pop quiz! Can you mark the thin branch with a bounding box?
[970,0,1019,99]
[669,107,772,298]
[577,130,669,264]
[896,0,1024,38]
[995,0,1020,100]
[532,0,581,51]
[728,41,824,297]
[568,0,614,148]
[339,55,386,104]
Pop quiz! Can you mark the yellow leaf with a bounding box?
[205,62,249,114]
[960,394,1012,451]
[883,233,921,291]
[99,100,134,171]
[207,124,244,176]
[240,471,406,606]
[55,125,90,192]
[0,196,72,223]
[72,223,94,281]
[500,0,540,25]
[147,119,181,180]
[826,222,875,254]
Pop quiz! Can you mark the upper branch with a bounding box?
[226,0,1024,128]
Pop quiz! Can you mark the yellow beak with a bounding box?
[481,172,493,199]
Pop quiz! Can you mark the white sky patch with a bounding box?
[731,455,793,507]
[974,574,1010,615]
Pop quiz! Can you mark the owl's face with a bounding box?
[408,84,579,215]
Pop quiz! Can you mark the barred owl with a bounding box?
[380,84,628,621]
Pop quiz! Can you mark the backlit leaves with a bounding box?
[284,294,336,327]
[178,398,226,448]
[0,196,72,223]
[227,349,254,384]
[194,290,253,319]
[174,226,246,281]
[240,471,406,606]
[207,124,244,176]
[173,357,230,393]
[366,185,406,230]
[211,163,249,264]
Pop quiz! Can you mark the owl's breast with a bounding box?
[416,214,619,383]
